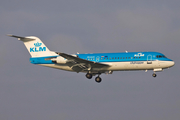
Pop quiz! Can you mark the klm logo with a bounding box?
[30,42,46,52]
[134,53,144,57]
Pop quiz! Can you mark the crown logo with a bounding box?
[34,42,42,47]
[134,53,144,57]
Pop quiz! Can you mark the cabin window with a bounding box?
[128,57,130,59]
[112,58,114,59]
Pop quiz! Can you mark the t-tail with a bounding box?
[8,35,57,57]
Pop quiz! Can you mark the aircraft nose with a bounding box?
[172,61,175,66]
[169,61,175,67]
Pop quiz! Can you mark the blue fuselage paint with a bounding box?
[30,52,173,64]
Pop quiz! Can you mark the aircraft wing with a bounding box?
[56,52,110,72]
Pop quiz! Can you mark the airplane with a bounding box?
[8,35,175,83]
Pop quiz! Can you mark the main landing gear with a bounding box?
[95,76,102,83]
[86,73,92,79]
[85,73,102,83]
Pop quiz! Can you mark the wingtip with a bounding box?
[7,34,13,37]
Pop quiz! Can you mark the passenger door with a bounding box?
[147,55,152,64]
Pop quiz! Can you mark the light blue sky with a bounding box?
[0,0,180,120]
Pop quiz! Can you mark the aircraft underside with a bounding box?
[39,60,173,83]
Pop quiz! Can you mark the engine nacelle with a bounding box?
[51,56,67,64]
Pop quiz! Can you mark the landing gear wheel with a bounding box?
[95,76,102,83]
[152,73,157,77]
[86,73,92,79]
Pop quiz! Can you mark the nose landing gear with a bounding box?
[152,73,157,77]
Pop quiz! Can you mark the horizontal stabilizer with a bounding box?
[7,34,35,42]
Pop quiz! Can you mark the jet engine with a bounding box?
[51,56,67,64]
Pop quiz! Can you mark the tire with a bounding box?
[95,77,102,83]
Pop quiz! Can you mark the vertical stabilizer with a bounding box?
[8,35,57,57]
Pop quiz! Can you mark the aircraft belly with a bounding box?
[38,61,161,72]
[103,61,158,71]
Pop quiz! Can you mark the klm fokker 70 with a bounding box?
[8,35,175,83]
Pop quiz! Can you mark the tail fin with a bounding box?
[8,35,57,57]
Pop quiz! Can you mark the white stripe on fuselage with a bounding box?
[39,60,174,72]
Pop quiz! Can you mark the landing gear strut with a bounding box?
[152,73,157,77]
[86,73,92,79]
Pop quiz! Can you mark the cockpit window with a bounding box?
[156,55,167,58]
[163,56,167,58]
